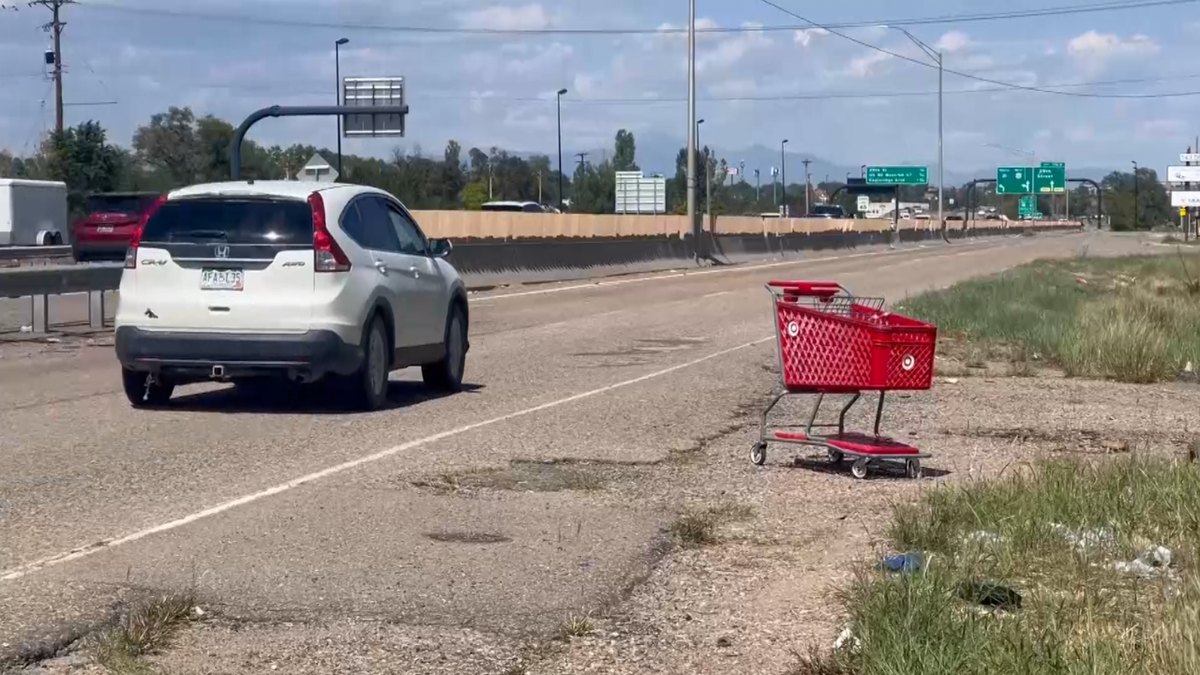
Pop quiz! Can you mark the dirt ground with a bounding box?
[26,348,1191,675]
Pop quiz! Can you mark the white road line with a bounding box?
[702,291,732,299]
[0,335,773,582]
[470,241,991,303]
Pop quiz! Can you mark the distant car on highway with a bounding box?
[481,201,547,213]
[114,181,470,411]
[807,204,848,219]
[72,192,162,262]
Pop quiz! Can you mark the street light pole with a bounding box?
[557,88,568,211]
[697,119,708,222]
[686,0,697,255]
[335,37,349,180]
[885,27,943,230]
[937,49,944,231]
[781,139,788,216]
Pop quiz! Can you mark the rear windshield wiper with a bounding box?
[169,229,229,241]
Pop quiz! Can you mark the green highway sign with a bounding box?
[996,167,1033,195]
[865,166,928,185]
[1018,195,1037,218]
[997,164,1067,195]
[1034,164,1066,193]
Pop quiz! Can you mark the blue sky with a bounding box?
[1,0,1198,175]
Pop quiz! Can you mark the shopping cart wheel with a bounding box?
[828,448,845,465]
[850,458,869,480]
[905,459,923,480]
[750,442,768,466]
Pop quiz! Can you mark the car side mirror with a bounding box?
[430,238,453,258]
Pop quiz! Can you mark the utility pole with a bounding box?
[1131,160,1139,230]
[802,158,812,215]
[29,0,75,135]
[575,152,588,169]
[754,168,760,202]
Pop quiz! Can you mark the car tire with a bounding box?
[122,369,174,408]
[422,303,467,392]
[350,315,390,411]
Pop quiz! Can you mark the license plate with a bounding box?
[96,226,114,233]
[200,268,244,291]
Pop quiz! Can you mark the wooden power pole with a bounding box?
[31,0,75,135]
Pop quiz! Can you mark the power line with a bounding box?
[71,0,1199,36]
[756,0,1200,99]
[61,72,1200,105]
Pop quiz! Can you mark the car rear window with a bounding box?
[140,198,314,245]
[87,195,158,215]
[812,206,843,216]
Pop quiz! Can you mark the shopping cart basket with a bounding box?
[752,281,937,479]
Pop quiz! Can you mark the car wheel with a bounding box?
[422,303,467,392]
[352,315,390,411]
[122,369,174,408]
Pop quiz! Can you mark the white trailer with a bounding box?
[0,178,68,246]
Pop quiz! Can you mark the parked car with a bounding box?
[114,181,470,411]
[72,192,162,262]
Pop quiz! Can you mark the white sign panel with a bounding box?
[1181,153,1200,163]
[614,171,667,214]
[1171,191,1200,207]
[1167,166,1200,182]
[297,153,338,182]
[856,195,870,212]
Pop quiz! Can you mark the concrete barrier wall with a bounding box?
[411,210,1070,240]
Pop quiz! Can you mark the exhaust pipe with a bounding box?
[211,365,225,379]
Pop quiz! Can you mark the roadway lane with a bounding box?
[0,231,1146,662]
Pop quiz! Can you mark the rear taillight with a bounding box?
[125,195,166,269]
[309,192,350,273]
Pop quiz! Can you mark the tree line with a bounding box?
[0,106,1170,229]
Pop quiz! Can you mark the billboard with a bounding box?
[614,171,666,214]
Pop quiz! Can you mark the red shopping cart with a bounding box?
[752,281,937,479]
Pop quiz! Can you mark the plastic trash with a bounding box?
[833,626,860,652]
[1050,522,1113,554]
[878,551,926,573]
[959,581,1022,610]
[965,530,1006,545]
[1113,545,1172,578]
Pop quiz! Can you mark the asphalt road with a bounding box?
[0,231,1149,666]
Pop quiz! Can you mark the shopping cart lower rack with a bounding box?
[752,281,938,480]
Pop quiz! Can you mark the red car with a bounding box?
[72,192,162,262]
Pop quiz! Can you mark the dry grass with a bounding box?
[897,253,1200,383]
[89,592,198,674]
[671,502,754,548]
[817,458,1200,675]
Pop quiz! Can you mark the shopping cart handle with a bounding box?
[767,281,846,297]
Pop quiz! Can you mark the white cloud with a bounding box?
[1067,31,1159,58]
[935,31,971,54]
[794,28,828,47]
[697,25,772,74]
[1137,118,1184,139]
[846,51,892,78]
[457,4,551,31]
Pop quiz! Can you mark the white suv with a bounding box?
[114,180,470,411]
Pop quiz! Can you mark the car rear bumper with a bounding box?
[73,241,132,261]
[115,327,362,380]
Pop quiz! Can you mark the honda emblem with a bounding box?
[214,245,230,259]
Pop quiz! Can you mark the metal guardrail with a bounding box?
[0,245,73,262]
[0,263,121,333]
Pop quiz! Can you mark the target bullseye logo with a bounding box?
[902,354,916,371]
[787,321,800,338]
